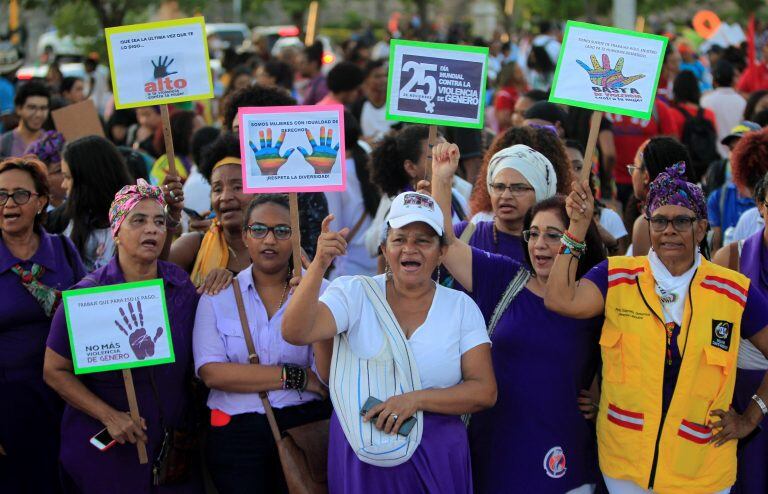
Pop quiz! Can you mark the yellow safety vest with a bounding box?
[598,255,750,493]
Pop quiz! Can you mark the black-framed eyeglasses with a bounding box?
[245,223,292,240]
[522,229,563,245]
[490,182,535,196]
[0,189,39,206]
[647,215,698,232]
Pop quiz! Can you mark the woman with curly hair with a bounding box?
[455,126,573,264]
[362,125,470,259]
[728,129,768,243]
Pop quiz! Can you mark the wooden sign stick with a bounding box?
[288,193,303,278]
[160,104,177,177]
[305,1,319,46]
[581,111,603,183]
[122,369,148,464]
[426,125,438,183]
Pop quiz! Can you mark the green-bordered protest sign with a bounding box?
[62,279,174,375]
[386,39,489,129]
[549,21,668,120]
[105,17,214,110]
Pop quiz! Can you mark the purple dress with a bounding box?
[0,230,86,493]
[467,248,601,493]
[46,258,201,494]
[732,230,768,494]
[454,221,527,264]
[328,412,473,494]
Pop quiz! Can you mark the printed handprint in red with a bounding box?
[114,301,163,360]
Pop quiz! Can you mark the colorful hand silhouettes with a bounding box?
[297,126,340,174]
[249,129,294,176]
[577,54,645,89]
[114,301,163,360]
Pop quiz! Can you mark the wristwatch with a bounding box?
[752,394,768,415]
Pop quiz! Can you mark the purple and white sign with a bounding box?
[386,40,488,129]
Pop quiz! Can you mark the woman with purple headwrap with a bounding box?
[44,179,202,493]
[24,130,66,208]
[546,163,768,493]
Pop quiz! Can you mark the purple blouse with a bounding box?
[46,257,200,493]
[0,230,86,375]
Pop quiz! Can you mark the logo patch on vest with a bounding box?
[543,446,567,479]
[711,320,733,351]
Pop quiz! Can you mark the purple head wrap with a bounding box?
[25,131,65,166]
[646,162,706,219]
[108,179,166,237]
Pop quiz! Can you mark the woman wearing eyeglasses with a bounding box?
[546,163,768,494]
[0,158,86,493]
[192,195,330,493]
[456,126,573,265]
[430,143,606,494]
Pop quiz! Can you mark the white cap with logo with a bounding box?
[385,192,444,236]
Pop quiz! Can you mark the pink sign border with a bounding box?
[238,105,347,193]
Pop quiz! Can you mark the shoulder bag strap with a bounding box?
[487,268,531,339]
[231,278,282,443]
[458,222,477,243]
[345,209,369,245]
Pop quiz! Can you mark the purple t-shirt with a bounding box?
[583,258,768,414]
[46,258,199,492]
[467,247,601,492]
[454,220,526,265]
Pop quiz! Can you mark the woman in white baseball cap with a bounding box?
[282,192,496,493]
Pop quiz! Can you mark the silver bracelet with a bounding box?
[752,394,768,415]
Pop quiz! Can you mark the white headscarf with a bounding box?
[486,144,558,202]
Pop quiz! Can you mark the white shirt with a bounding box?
[64,223,114,272]
[532,34,561,66]
[182,165,212,215]
[320,275,490,390]
[325,158,377,278]
[599,207,629,239]
[732,207,763,243]
[700,87,746,158]
[360,101,396,142]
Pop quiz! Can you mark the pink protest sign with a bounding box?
[238,105,346,193]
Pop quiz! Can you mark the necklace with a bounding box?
[276,279,289,312]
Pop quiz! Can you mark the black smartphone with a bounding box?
[360,396,417,437]
[182,207,204,220]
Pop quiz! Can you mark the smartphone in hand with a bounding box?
[360,396,417,436]
[89,427,117,452]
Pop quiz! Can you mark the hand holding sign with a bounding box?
[114,301,163,360]
[249,129,294,176]
[298,127,340,174]
[576,54,645,89]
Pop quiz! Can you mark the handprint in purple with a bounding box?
[114,301,163,360]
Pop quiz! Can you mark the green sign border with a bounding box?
[549,20,669,120]
[385,39,489,129]
[105,16,215,110]
[62,279,175,375]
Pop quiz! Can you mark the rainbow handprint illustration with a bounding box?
[249,129,295,176]
[297,126,340,174]
[577,54,645,89]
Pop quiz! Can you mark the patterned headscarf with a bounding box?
[25,131,65,165]
[646,162,706,219]
[109,179,166,237]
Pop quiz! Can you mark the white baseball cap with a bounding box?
[386,192,444,236]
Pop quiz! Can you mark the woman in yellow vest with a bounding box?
[545,162,768,494]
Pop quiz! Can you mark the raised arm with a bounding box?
[544,179,606,319]
[431,142,475,291]
[282,215,347,345]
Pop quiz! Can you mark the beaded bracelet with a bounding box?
[560,231,586,258]
[281,364,308,392]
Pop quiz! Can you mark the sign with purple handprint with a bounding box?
[549,21,668,120]
[61,280,174,374]
[105,17,214,109]
[385,40,488,129]
[238,105,347,193]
